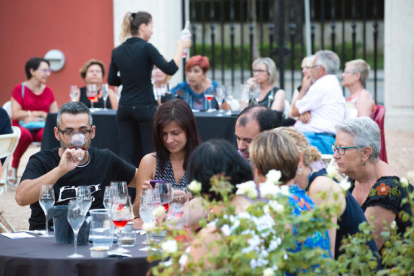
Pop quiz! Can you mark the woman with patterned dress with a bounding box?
[132,99,200,222]
[334,117,413,251]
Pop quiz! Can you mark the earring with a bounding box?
[255,176,259,181]
[363,162,366,166]
[297,166,303,175]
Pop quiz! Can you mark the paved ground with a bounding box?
[1,129,413,231]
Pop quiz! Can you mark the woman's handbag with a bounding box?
[18,82,46,131]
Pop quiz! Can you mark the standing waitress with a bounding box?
[108,11,190,172]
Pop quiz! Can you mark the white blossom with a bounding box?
[142,221,157,232]
[407,171,414,186]
[236,181,258,199]
[268,200,284,213]
[187,180,202,193]
[266,170,282,184]
[152,206,166,217]
[400,177,409,188]
[263,268,275,276]
[390,220,397,230]
[280,185,290,196]
[339,179,351,191]
[263,205,270,214]
[326,165,338,179]
[161,239,178,253]
[259,180,281,199]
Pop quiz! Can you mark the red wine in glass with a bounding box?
[113,219,129,228]
[205,95,214,101]
[162,202,170,212]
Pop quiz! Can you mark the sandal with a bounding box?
[6,167,17,187]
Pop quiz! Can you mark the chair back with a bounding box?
[0,127,21,186]
[373,105,387,163]
[2,101,12,118]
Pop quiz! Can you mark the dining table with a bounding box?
[41,109,240,155]
[0,233,155,276]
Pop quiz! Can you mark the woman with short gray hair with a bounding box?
[333,117,413,252]
[342,59,376,119]
[246,57,286,121]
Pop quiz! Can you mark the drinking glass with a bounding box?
[250,84,261,103]
[39,185,55,237]
[101,84,109,110]
[87,84,97,110]
[204,87,215,112]
[240,84,250,104]
[166,187,189,230]
[156,182,172,212]
[103,186,112,210]
[110,181,128,199]
[110,196,133,253]
[139,189,161,245]
[214,86,226,115]
[70,85,78,102]
[69,132,86,162]
[67,199,86,258]
[225,86,235,115]
[77,186,92,216]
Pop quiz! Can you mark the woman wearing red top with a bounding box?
[9,57,58,184]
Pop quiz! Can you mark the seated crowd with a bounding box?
[5,11,411,274]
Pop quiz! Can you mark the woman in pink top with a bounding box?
[9,57,58,184]
[342,59,376,119]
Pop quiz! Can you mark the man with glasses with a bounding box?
[291,50,345,154]
[16,102,139,230]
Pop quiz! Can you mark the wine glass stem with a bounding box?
[73,231,78,255]
[104,100,107,110]
[45,213,49,236]
[118,228,122,250]
[208,100,212,110]
[146,232,151,244]
[91,100,94,109]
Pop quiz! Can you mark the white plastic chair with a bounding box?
[321,154,335,168]
[0,127,21,192]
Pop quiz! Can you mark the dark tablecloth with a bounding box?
[41,110,239,156]
[0,234,153,276]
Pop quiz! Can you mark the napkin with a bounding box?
[1,232,36,239]
[139,246,158,252]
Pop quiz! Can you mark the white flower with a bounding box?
[268,200,284,213]
[152,206,166,218]
[390,220,397,230]
[263,268,274,276]
[400,177,409,188]
[236,181,258,199]
[326,165,338,179]
[259,180,281,199]
[339,179,351,191]
[263,205,270,214]
[266,170,282,184]
[161,239,178,253]
[142,221,157,232]
[188,180,201,193]
[280,185,290,196]
[407,171,414,185]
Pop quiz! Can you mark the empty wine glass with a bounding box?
[87,84,97,111]
[77,186,92,216]
[250,84,261,104]
[214,86,226,115]
[39,185,55,237]
[225,86,235,115]
[103,186,112,211]
[240,84,250,103]
[69,132,86,162]
[139,189,161,245]
[110,181,129,199]
[166,188,189,230]
[70,85,78,102]
[101,84,109,110]
[156,182,172,212]
[110,196,133,253]
[204,87,215,112]
[67,198,86,258]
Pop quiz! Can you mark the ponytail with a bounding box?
[119,11,152,43]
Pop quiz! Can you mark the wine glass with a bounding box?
[67,198,86,258]
[214,86,226,115]
[69,132,86,162]
[103,186,112,210]
[166,187,189,230]
[70,85,78,102]
[139,189,161,245]
[240,84,250,104]
[204,87,215,112]
[250,84,261,104]
[110,181,129,199]
[77,186,92,216]
[39,185,55,237]
[87,84,97,111]
[156,182,172,212]
[101,84,109,110]
[225,86,235,115]
[110,196,133,253]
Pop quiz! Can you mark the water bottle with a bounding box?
[180,21,191,58]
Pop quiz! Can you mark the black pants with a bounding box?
[116,104,157,201]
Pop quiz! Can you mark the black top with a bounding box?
[108,37,179,106]
[0,107,12,135]
[21,147,136,230]
[249,86,281,108]
[350,176,413,239]
[154,155,187,189]
[309,169,380,265]
[79,87,112,109]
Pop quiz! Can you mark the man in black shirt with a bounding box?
[16,102,139,230]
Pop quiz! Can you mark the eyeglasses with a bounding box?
[58,128,93,139]
[39,69,52,74]
[331,145,362,155]
[342,70,355,75]
[303,66,313,70]
[310,65,321,69]
[253,69,267,74]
